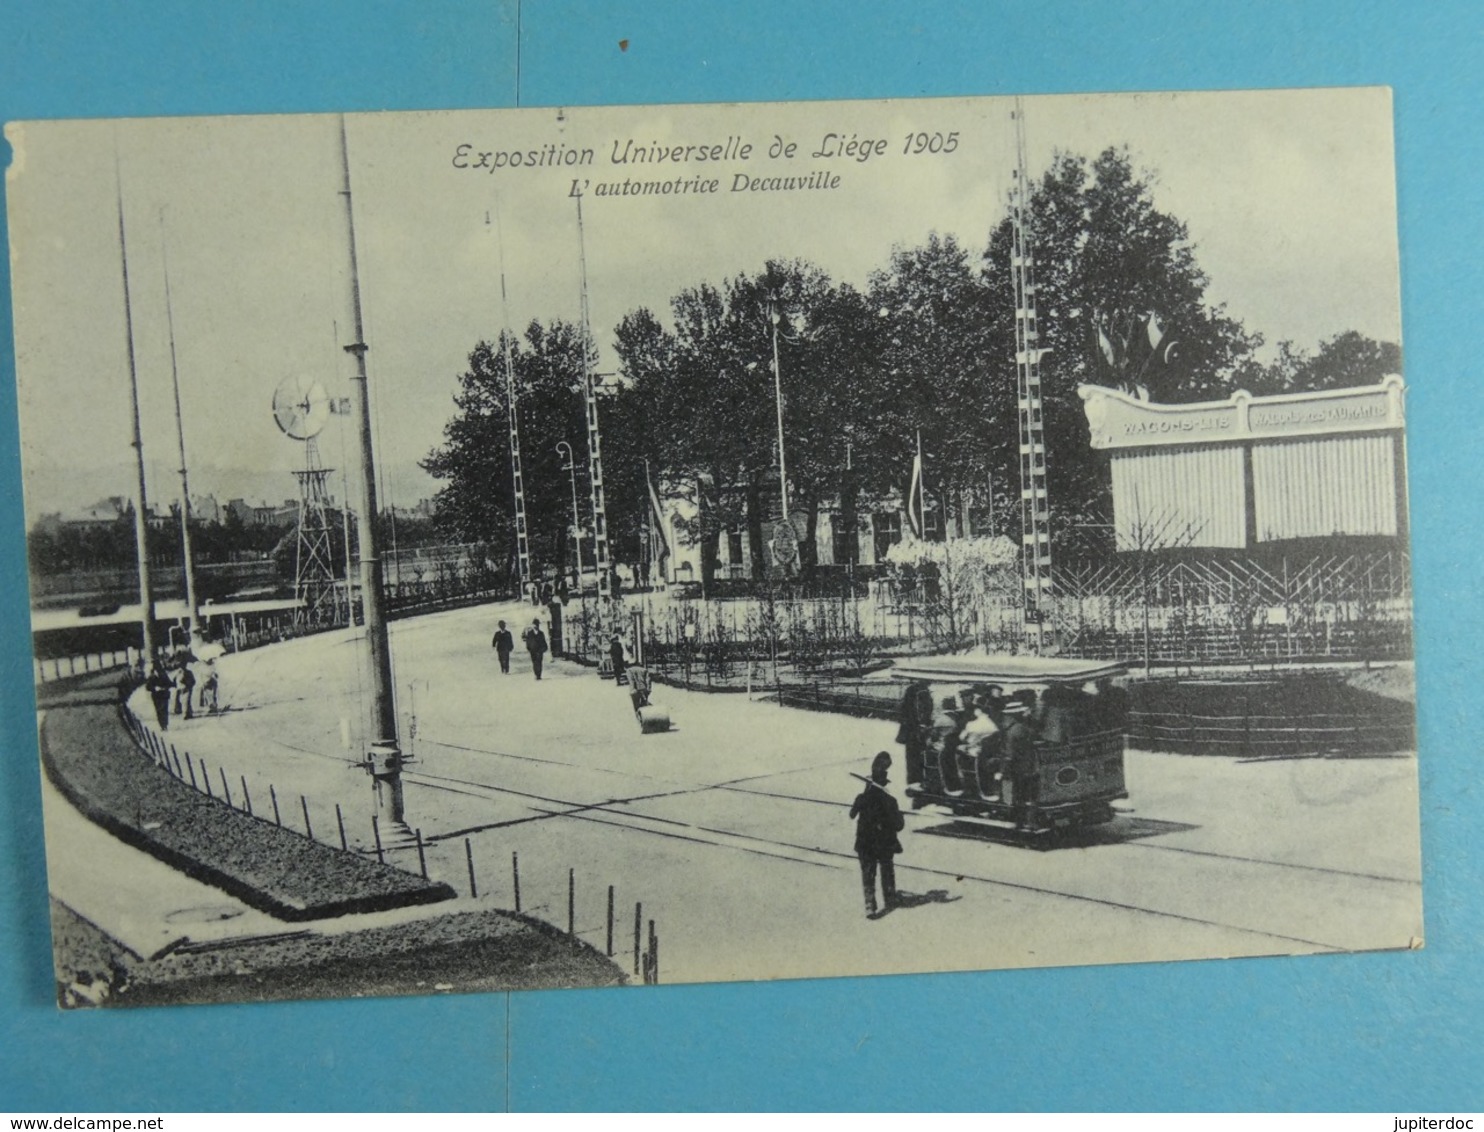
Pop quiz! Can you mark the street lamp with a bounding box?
[556,440,583,589]
[765,296,789,528]
[763,292,791,527]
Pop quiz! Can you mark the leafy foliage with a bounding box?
[1235,330,1402,397]
[426,147,1400,579]
[422,320,600,576]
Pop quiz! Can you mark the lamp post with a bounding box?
[763,292,791,527]
[556,440,583,589]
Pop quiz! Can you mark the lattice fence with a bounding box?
[1052,551,1412,664]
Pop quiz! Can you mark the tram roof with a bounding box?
[890,654,1127,686]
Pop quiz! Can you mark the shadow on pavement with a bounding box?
[869,889,961,919]
[913,815,1199,851]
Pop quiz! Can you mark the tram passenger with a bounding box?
[895,680,934,786]
[1002,691,1039,819]
[961,691,1009,795]
[927,694,963,793]
[957,700,1002,800]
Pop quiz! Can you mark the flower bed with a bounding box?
[41,700,457,921]
[52,900,624,1008]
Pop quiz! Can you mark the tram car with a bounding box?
[891,655,1130,835]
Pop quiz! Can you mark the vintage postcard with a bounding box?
[5,88,1420,1007]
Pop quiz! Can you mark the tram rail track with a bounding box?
[388,739,1401,954]
[404,733,1419,887]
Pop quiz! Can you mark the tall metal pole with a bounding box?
[557,441,583,586]
[115,162,156,665]
[336,115,402,817]
[340,455,356,624]
[488,209,532,598]
[641,456,655,585]
[768,300,790,525]
[574,189,612,599]
[160,215,200,647]
[1011,100,1053,652]
[916,428,926,539]
[502,322,531,597]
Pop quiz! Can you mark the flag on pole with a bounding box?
[1145,313,1164,352]
[907,449,924,538]
[646,464,671,563]
[1096,324,1117,368]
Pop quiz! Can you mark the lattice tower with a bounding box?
[1011,102,1054,651]
[292,436,339,624]
[575,189,612,599]
[503,334,531,593]
[488,209,532,595]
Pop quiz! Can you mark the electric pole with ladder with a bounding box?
[574,188,613,600]
[1010,102,1054,652]
[488,210,532,597]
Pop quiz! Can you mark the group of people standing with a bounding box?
[491,617,549,680]
[132,652,220,731]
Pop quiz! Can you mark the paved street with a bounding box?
[129,601,1424,987]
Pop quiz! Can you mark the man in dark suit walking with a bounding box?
[849,751,906,918]
[522,618,548,680]
[491,620,514,674]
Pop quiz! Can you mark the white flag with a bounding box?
[907,452,923,538]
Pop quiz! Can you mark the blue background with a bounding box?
[2,0,1480,1112]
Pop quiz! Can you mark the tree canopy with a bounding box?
[425,146,1400,575]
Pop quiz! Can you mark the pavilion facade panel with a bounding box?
[1081,376,1407,552]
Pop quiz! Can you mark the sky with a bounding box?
[4,87,1401,525]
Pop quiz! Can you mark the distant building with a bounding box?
[190,493,222,524]
[654,477,949,587]
[71,496,132,529]
[225,498,256,526]
[389,498,435,521]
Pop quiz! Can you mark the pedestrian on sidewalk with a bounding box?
[849,751,905,918]
[176,662,197,720]
[145,664,174,730]
[116,661,142,703]
[492,620,514,674]
[200,659,220,713]
[608,633,628,686]
[522,618,548,680]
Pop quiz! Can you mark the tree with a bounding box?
[867,233,1006,544]
[983,148,1261,550]
[1242,331,1402,396]
[422,319,595,580]
[612,259,876,584]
